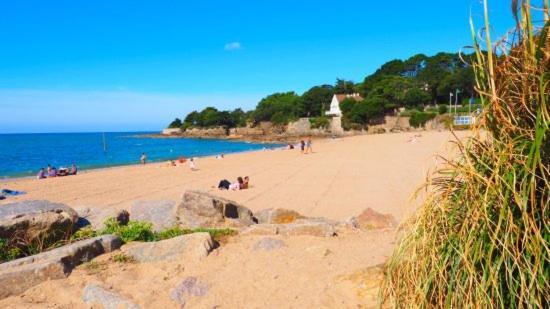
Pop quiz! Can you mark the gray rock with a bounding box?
[175,190,255,228]
[83,283,140,309]
[241,221,336,237]
[170,277,208,307]
[254,208,305,224]
[252,237,286,251]
[130,200,177,231]
[122,232,214,263]
[0,235,121,299]
[0,200,78,244]
[75,207,129,230]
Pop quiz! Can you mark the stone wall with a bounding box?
[182,127,227,138]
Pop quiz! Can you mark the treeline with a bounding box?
[168,52,475,130]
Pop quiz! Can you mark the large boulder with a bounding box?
[0,200,78,244]
[75,207,129,230]
[351,208,397,230]
[254,208,305,224]
[130,200,177,232]
[83,283,140,309]
[0,235,121,299]
[121,232,214,263]
[174,191,255,228]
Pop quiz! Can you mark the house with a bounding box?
[325,93,364,117]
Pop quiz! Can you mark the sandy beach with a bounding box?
[1,131,462,221]
[0,131,465,308]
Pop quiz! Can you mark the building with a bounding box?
[325,93,364,117]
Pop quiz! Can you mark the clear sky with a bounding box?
[0,1,518,133]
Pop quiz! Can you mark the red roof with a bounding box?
[335,93,363,103]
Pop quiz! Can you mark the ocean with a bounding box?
[0,132,281,178]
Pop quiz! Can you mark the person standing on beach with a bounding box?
[300,140,305,153]
[188,158,197,171]
[140,153,147,164]
[305,138,313,154]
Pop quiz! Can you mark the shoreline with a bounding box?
[0,141,286,182]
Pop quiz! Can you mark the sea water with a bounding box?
[0,132,280,178]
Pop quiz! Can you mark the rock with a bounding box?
[252,237,286,251]
[122,232,214,263]
[75,207,130,230]
[241,221,336,237]
[0,235,121,299]
[130,200,177,231]
[254,208,305,224]
[0,200,78,245]
[170,277,208,307]
[279,221,336,237]
[175,191,255,228]
[83,283,140,309]
[352,208,397,230]
[240,224,279,236]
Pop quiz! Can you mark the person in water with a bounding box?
[140,153,147,164]
[37,168,46,179]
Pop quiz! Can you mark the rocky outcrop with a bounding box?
[75,207,130,230]
[0,200,78,244]
[130,200,177,232]
[349,208,397,230]
[83,283,140,309]
[175,191,255,229]
[0,235,121,299]
[254,208,305,224]
[121,232,214,263]
[252,237,286,251]
[170,277,209,307]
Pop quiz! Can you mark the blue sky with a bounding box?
[0,1,517,133]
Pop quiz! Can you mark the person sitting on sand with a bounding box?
[178,156,187,164]
[48,167,57,177]
[68,163,78,175]
[242,176,250,189]
[188,158,197,171]
[37,168,46,179]
[229,177,244,190]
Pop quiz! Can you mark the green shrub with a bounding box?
[154,227,188,240]
[438,104,448,114]
[409,111,436,128]
[71,226,97,241]
[0,238,22,263]
[309,116,330,129]
[100,219,155,243]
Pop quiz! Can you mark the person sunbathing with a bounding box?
[242,176,250,189]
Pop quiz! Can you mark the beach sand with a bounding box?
[0,131,465,308]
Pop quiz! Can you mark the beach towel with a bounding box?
[1,189,26,196]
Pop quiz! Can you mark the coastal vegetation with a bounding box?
[0,218,236,263]
[382,0,549,307]
[168,51,477,131]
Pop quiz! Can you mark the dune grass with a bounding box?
[381,1,549,307]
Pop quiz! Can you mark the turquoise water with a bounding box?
[0,132,280,178]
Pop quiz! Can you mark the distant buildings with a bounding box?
[325,93,364,117]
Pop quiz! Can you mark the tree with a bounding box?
[403,87,431,107]
[168,118,182,128]
[334,79,356,94]
[298,85,334,117]
[252,92,301,124]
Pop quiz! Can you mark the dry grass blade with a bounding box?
[381,0,549,307]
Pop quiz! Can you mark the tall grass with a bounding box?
[381,0,549,307]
